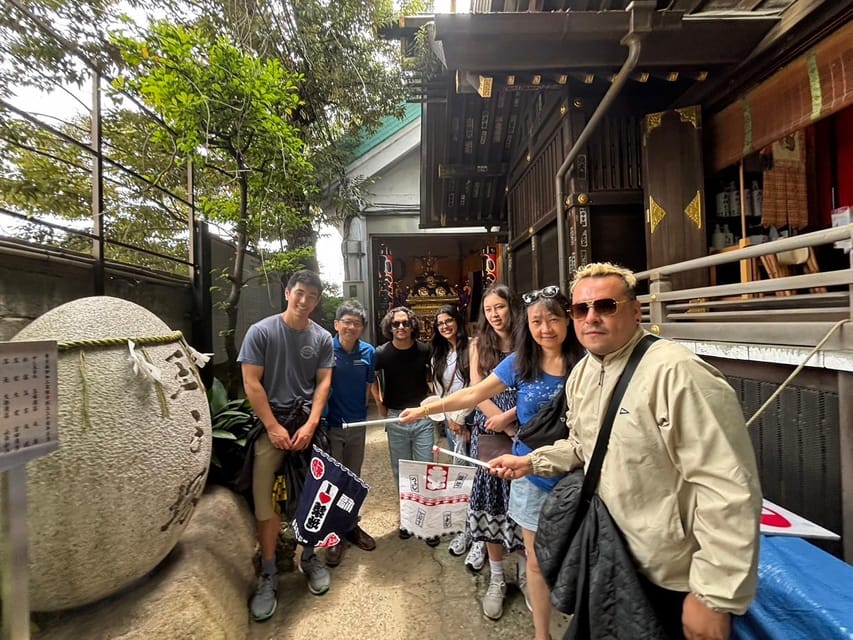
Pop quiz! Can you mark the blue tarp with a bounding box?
[734,536,853,640]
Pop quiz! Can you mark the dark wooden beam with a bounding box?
[438,164,508,178]
[669,0,704,11]
[735,0,765,9]
[434,12,777,71]
[439,22,775,71]
[378,14,433,39]
[674,0,851,110]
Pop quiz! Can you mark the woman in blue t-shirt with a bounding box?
[401,286,581,640]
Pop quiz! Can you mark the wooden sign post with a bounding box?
[1,341,58,640]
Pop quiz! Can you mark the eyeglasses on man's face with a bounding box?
[569,298,631,320]
[522,285,560,306]
[391,320,412,329]
[337,319,363,328]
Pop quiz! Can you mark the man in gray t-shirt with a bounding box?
[237,270,334,622]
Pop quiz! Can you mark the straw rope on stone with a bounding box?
[56,330,186,351]
[58,331,208,429]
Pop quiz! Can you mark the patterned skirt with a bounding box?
[466,389,524,552]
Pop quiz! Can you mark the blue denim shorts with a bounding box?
[507,477,549,532]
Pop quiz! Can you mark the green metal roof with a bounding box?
[350,103,421,159]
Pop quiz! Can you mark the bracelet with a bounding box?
[422,405,430,418]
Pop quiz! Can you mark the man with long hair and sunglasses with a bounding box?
[375,306,436,544]
[491,262,762,640]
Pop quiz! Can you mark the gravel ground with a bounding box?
[247,413,570,640]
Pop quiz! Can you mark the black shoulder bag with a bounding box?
[517,386,568,451]
[535,334,668,640]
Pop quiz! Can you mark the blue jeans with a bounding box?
[385,408,435,483]
[507,477,549,532]
[444,419,470,464]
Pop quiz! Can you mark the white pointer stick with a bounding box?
[432,445,492,470]
[344,397,447,429]
[342,417,399,428]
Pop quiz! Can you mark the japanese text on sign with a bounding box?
[1,340,58,470]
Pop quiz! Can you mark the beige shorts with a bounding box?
[252,430,285,521]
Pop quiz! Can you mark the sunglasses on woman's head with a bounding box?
[521,285,560,306]
[391,320,411,329]
[569,298,631,320]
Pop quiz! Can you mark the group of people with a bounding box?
[237,263,762,640]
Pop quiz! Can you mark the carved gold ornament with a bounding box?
[684,190,702,229]
[677,107,699,129]
[648,195,666,234]
[644,112,663,146]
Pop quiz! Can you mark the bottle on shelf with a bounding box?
[716,185,730,218]
[727,182,740,218]
[751,180,763,218]
[722,224,735,247]
[744,183,753,217]
[712,224,725,250]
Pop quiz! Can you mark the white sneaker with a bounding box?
[464,540,486,572]
[482,577,507,620]
[518,574,532,612]
[447,532,469,557]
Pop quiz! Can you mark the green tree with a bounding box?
[2,0,408,394]
[156,0,407,264]
[0,109,191,272]
[112,22,314,392]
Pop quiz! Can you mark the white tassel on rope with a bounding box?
[185,344,213,368]
[127,339,163,383]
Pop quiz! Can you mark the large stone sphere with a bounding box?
[2,296,212,611]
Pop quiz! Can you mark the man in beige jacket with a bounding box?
[491,262,761,640]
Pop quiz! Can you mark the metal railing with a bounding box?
[635,223,853,351]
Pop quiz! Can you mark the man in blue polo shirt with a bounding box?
[324,300,383,567]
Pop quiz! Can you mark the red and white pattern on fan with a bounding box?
[425,464,448,491]
[760,499,839,540]
[399,459,474,539]
[310,457,325,480]
[317,532,341,548]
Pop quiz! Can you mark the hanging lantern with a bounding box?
[482,245,497,286]
[377,244,395,305]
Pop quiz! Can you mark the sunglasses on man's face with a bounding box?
[391,320,412,329]
[521,285,560,306]
[569,298,631,320]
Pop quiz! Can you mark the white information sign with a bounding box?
[0,340,58,471]
[760,498,840,540]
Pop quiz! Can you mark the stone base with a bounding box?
[33,487,255,640]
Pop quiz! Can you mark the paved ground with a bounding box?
[248,416,570,640]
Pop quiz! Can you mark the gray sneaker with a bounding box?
[299,554,330,595]
[250,572,278,622]
[447,532,469,557]
[464,540,486,572]
[482,577,507,620]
